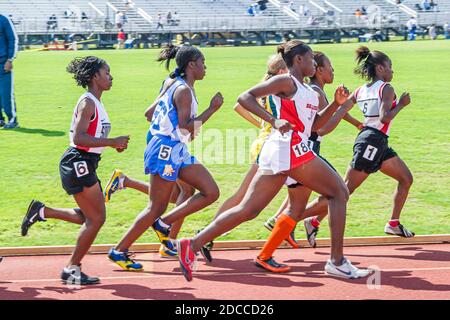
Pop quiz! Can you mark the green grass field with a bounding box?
[0,40,449,247]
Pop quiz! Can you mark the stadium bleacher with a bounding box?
[1,0,448,37]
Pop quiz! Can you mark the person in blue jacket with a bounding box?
[0,14,19,129]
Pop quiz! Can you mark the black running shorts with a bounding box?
[350,127,397,174]
[59,147,101,195]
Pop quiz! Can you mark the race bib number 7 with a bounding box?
[292,142,310,158]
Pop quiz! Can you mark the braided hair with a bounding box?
[67,56,107,89]
[157,44,203,78]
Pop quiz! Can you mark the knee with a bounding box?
[401,172,413,189]
[239,204,262,221]
[88,213,106,229]
[332,183,349,203]
[204,184,220,204]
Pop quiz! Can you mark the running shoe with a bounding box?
[61,265,100,285]
[104,169,125,203]
[159,244,178,259]
[324,257,371,279]
[384,223,415,238]
[177,238,196,282]
[108,248,143,271]
[196,229,213,262]
[152,218,176,250]
[304,217,319,248]
[255,256,291,273]
[21,200,46,236]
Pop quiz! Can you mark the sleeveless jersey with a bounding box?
[149,77,198,143]
[271,76,320,141]
[258,75,319,173]
[354,80,397,136]
[69,92,111,154]
[308,83,329,142]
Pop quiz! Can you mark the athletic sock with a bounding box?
[156,218,170,229]
[259,214,297,261]
[311,217,320,228]
[38,207,45,220]
[389,219,400,227]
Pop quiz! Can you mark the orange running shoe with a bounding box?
[255,256,291,273]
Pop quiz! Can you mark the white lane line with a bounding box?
[3,266,450,284]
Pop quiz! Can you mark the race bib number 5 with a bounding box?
[158,145,172,160]
[292,142,310,158]
[74,161,89,178]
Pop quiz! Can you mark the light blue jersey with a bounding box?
[149,76,198,143]
[144,76,199,181]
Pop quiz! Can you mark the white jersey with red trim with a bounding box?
[258,75,319,174]
[354,80,397,136]
[69,92,111,154]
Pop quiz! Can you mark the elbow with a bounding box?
[237,92,250,108]
[73,134,82,146]
[380,116,390,124]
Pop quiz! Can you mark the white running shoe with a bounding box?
[384,223,415,238]
[325,258,372,279]
[304,217,319,248]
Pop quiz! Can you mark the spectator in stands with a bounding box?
[156,13,164,30]
[361,6,367,15]
[258,0,268,12]
[167,11,173,25]
[298,4,311,16]
[430,0,439,12]
[396,0,402,4]
[307,15,319,26]
[115,11,125,29]
[0,14,19,129]
[406,16,417,40]
[81,12,89,21]
[415,3,423,11]
[64,8,74,19]
[444,21,449,39]
[173,12,180,26]
[422,0,431,10]
[117,29,126,49]
[287,1,295,12]
[247,5,255,16]
[355,8,362,18]
[428,24,437,39]
[47,14,58,31]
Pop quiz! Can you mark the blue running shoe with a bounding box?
[108,248,143,271]
[159,244,178,259]
[152,218,175,251]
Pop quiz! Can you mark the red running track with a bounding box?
[0,243,449,300]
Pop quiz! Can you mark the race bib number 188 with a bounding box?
[292,142,310,158]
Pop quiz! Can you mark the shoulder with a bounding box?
[78,96,96,113]
[173,85,193,103]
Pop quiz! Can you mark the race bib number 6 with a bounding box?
[292,142,310,158]
[74,161,89,178]
[158,145,172,160]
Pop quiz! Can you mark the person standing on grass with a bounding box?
[0,14,19,129]
[21,56,130,285]
[107,44,223,271]
[176,40,371,282]
[295,46,415,248]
